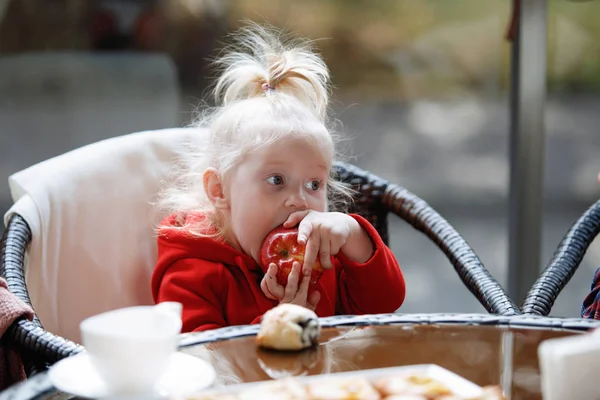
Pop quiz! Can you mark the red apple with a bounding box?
[259,226,328,288]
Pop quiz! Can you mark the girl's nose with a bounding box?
[284,190,308,210]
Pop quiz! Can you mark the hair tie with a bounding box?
[261,82,275,93]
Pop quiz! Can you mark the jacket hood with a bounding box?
[154,212,262,279]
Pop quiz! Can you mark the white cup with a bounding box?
[80,302,183,395]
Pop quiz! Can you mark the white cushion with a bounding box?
[3,127,208,343]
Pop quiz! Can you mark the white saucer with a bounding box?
[49,351,216,399]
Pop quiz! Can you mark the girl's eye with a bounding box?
[266,175,285,186]
[306,180,322,191]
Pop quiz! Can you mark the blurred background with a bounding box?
[1,0,600,317]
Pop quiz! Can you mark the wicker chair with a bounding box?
[521,199,600,316]
[0,160,519,377]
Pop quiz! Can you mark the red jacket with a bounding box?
[151,213,406,332]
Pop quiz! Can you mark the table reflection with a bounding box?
[181,324,576,399]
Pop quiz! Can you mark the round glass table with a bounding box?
[3,313,598,400]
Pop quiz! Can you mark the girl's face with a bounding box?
[222,138,330,264]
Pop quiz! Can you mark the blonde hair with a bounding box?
[157,23,352,237]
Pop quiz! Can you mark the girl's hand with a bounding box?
[283,210,375,272]
[260,261,321,311]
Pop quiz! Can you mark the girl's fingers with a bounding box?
[307,290,321,311]
[283,210,310,229]
[319,236,333,270]
[297,217,313,245]
[282,262,302,302]
[260,278,277,300]
[328,227,346,256]
[302,228,319,272]
[295,264,311,302]
[264,263,284,299]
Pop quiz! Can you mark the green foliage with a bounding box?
[228,0,600,99]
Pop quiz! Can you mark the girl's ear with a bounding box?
[203,168,229,209]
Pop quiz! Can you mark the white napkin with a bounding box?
[3,127,208,343]
[538,329,600,400]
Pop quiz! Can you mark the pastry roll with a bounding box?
[373,374,454,398]
[257,304,321,351]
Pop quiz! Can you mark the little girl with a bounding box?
[151,24,406,332]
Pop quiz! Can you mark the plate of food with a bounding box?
[179,363,504,399]
[174,304,504,400]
